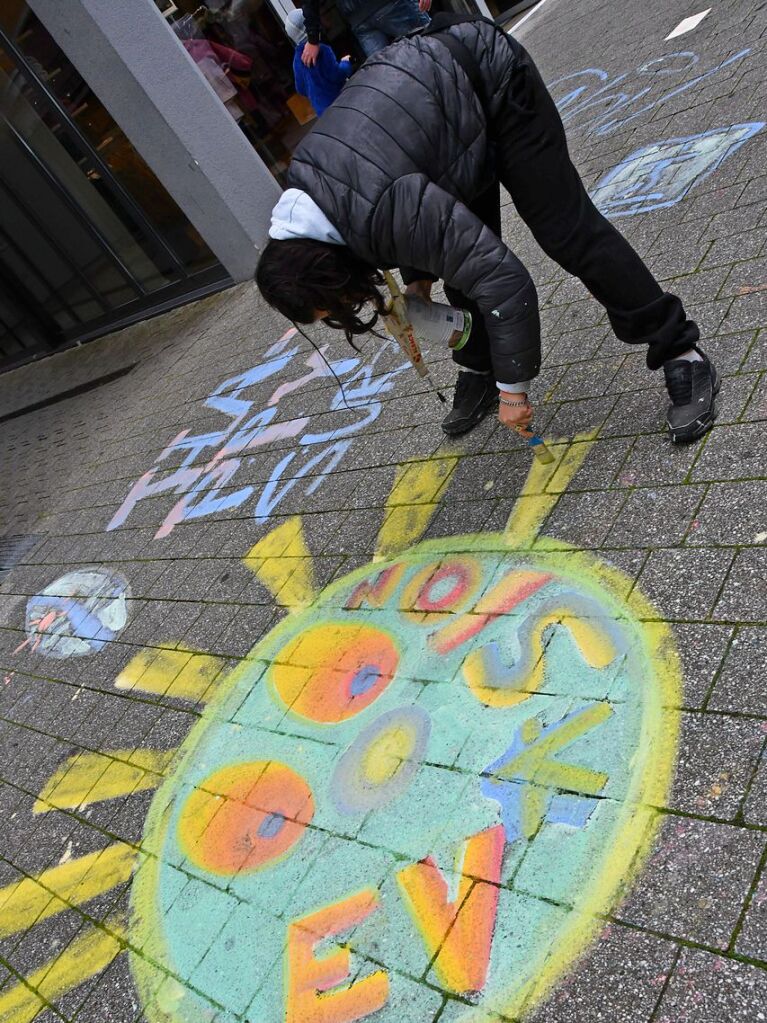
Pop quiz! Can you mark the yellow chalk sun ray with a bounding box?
[0,921,125,1023]
[374,453,459,561]
[243,514,317,608]
[0,844,137,939]
[0,847,133,1023]
[504,429,597,550]
[15,431,680,1022]
[114,645,226,702]
[34,749,178,814]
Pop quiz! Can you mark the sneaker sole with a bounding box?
[441,396,499,437]
[669,415,714,444]
[667,373,721,444]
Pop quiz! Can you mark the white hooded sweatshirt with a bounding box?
[269,188,345,246]
[267,189,528,392]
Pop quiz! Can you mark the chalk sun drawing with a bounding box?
[1,440,683,1020]
[114,437,681,1023]
[591,122,765,217]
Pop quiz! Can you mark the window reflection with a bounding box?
[164,0,359,183]
[0,1,217,275]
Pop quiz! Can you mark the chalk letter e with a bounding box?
[286,889,389,1023]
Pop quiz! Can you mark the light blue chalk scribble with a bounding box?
[480,704,612,843]
[591,122,765,217]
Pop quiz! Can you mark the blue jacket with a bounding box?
[293,42,352,116]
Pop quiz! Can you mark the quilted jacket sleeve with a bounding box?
[371,174,541,385]
[302,0,321,45]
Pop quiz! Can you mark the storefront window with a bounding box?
[0,0,227,368]
[160,0,359,183]
[0,3,218,273]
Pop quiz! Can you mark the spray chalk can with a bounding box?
[405,297,472,351]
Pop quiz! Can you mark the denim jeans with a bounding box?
[354,0,429,58]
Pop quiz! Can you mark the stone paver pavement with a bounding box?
[1,0,766,1020]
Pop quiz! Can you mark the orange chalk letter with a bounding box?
[286,889,389,1023]
[429,570,552,654]
[397,825,504,994]
[345,564,406,610]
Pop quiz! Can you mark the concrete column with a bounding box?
[27,0,282,281]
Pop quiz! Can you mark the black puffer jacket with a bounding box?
[287,20,540,385]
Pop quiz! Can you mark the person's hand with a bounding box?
[404,279,433,302]
[341,54,352,62]
[498,393,533,430]
[302,42,320,67]
[419,0,432,11]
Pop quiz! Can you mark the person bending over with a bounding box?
[257,16,719,445]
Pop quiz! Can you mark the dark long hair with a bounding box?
[256,238,388,346]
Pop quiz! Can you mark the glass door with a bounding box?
[0,2,230,371]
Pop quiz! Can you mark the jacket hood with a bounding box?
[269,188,345,245]
[285,9,307,45]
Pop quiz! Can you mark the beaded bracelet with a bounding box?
[499,396,530,408]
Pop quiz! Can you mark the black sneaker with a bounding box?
[663,348,720,444]
[442,371,499,436]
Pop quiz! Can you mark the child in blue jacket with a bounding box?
[285,9,352,117]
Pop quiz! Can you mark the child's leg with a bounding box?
[353,24,390,58]
[374,0,430,42]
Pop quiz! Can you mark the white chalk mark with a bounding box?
[665,9,711,40]
[511,0,558,35]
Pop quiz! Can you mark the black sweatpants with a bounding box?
[443,37,699,378]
